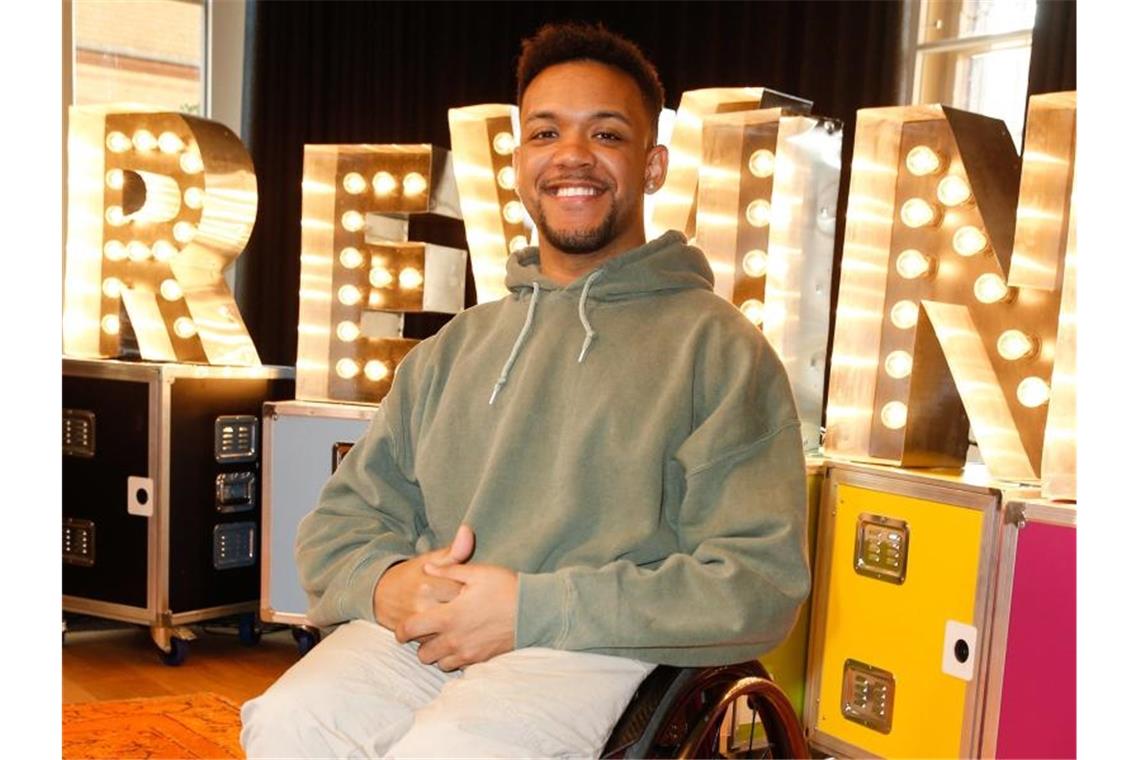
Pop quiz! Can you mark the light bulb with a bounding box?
[739,298,765,326]
[974,273,1010,304]
[100,315,120,335]
[105,206,126,226]
[364,360,390,382]
[937,175,972,207]
[338,285,362,305]
[493,131,516,155]
[104,240,127,261]
[341,210,364,232]
[183,187,204,209]
[880,401,908,430]
[403,172,427,196]
[335,358,360,379]
[399,267,424,289]
[884,350,913,379]
[890,300,919,329]
[895,249,933,280]
[173,221,196,244]
[339,247,364,269]
[497,166,517,190]
[179,151,204,174]
[173,317,197,338]
[152,240,177,262]
[370,267,394,288]
[101,277,124,299]
[745,199,772,227]
[748,149,776,178]
[742,249,768,278]
[106,131,131,153]
[372,171,397,196]
[127,241,151,261]
[952,225,988,256]
[509,235,529,252]
[132,129,157,152]
[905,145,942,176]
[160,279,183,301]
[900,198,938,228]
[342,172,367,195]
[336,321,360,342]
[158,131,184,154]
[1017,377,1050,408]
[997,330,1037,361]
[105,169,124,189]
[503,200,525,224]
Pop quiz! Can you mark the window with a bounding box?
[909,0,1037,148]
[72,0,206,113]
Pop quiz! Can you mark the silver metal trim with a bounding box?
[264,399,377,421]
[260,607,311,627]
[260,403,277,623]
[152,369,169,621]
[62,408,96,457]
[979,517,1020,758]
[215,414,259,462]
[1017,499,1077,527]
[62,357,295,382]
[62,518,96,566]
[168,601,258,626]
[215,471,256,512]
[62,595,151,624]
[853,513,909,584]
[841,658,895,734]
[213,520,257,569]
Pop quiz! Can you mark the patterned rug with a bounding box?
[62,692,243,759]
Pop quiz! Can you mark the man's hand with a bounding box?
[396,561,519,672]
[372,524,475,631]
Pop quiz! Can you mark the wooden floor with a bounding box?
[62,619,301,705]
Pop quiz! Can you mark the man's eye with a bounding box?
[595,132,622,142]
[530,130,557,140]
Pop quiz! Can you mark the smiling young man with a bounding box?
[241,22,809,758]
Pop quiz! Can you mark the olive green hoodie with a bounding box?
[295,230,810,666]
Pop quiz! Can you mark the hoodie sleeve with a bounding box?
[293,379,426,627]
[514,328,811,666]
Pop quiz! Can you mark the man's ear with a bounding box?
[644,144,669,194]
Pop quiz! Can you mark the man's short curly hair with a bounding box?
[516,22,665,125]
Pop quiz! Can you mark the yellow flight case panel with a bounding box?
[805,462,1014,758]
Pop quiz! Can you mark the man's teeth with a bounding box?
[555,186,600,197]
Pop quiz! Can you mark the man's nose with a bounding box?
[552,133,594,169]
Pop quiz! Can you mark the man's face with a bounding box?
[514,60,668,257]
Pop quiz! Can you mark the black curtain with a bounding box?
[1027,0,1077,97]
[238,0,905,367]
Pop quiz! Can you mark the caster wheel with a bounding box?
[292,626,320,656]
[159,637,190,666]
[238,613,262,646]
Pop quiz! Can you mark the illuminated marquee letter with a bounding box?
[448,105,530,303]
[825,93,1076,492]
[649,88,810,240]
[63,106,260,365]
[694,108,842,450]
[297,144,467,404]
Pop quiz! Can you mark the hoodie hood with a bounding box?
[504,230,715,300]
[489,230,716,405]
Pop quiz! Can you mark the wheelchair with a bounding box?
[602,660,810,758]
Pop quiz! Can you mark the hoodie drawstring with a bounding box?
[576,269,604,363]
[489,282,541,405]
[489,269,606,405]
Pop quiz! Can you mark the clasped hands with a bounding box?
[372,524,518,672]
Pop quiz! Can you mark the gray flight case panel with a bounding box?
[261,399,375,637]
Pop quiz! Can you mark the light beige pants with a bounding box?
[240,620,656,758]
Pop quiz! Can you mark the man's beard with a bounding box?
[533,202,620,255]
